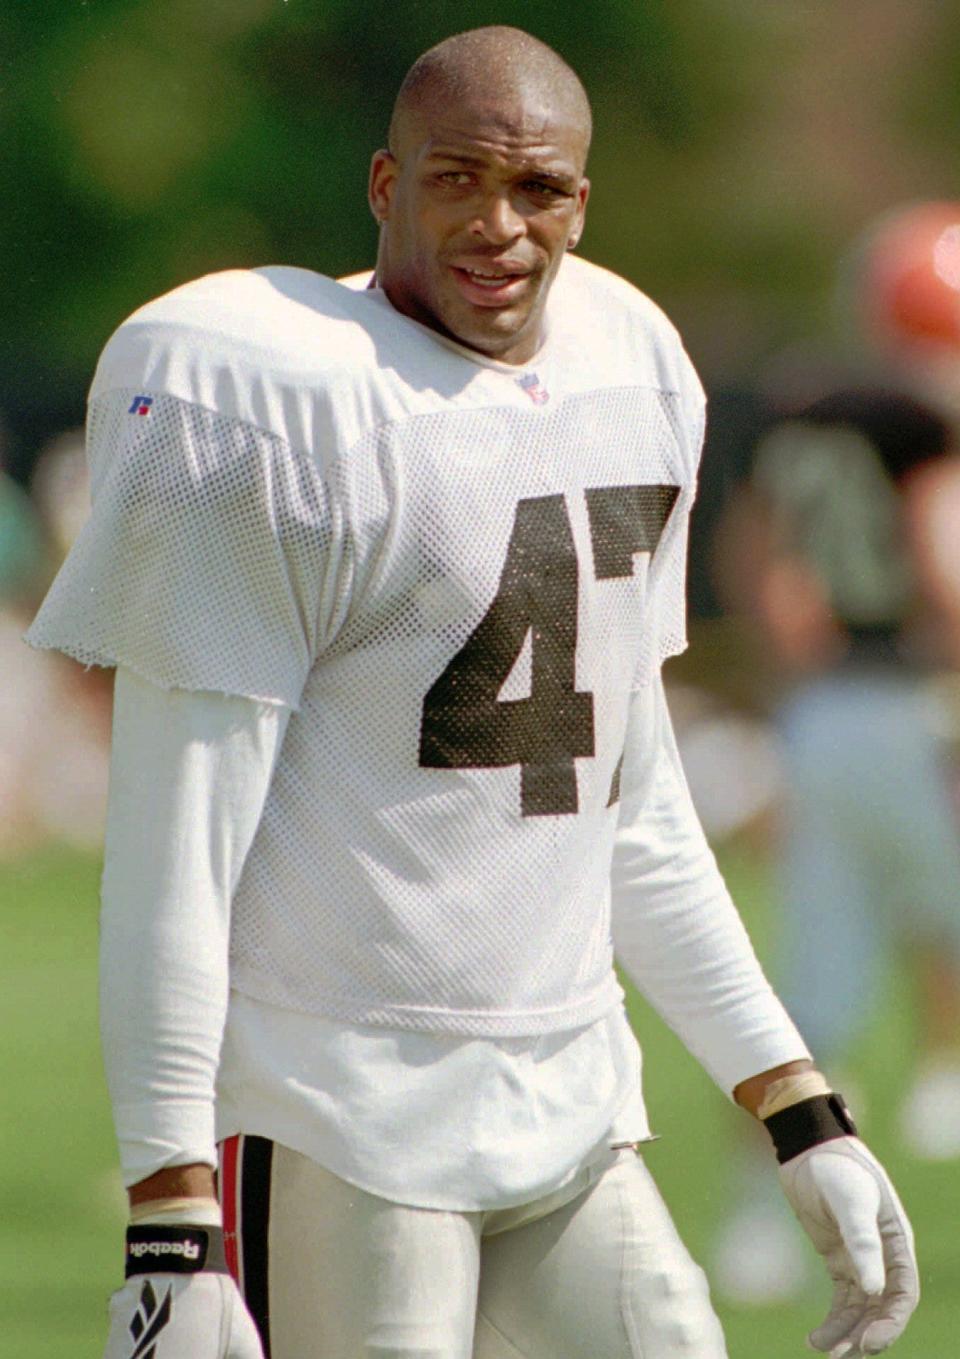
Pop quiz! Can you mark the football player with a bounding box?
[30,26,917,1359]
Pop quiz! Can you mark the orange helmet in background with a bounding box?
[854,201,960,357]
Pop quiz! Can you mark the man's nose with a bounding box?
[471,191,525,244]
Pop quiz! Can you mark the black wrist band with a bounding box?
[763,1091,858,1165]
[125,1224,229,1278]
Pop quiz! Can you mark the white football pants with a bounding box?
[219,1135,727,1359]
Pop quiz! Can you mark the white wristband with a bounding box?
[757,1070,831,1121]
[129,1195,222,1227]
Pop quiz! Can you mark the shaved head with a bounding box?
[389,27,592,169]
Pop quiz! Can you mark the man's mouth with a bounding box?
[449,264,534,307]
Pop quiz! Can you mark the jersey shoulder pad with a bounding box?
[89,268,387,449]
[97,268,373,382]
[560,254,678,335]
[557,254,704,405]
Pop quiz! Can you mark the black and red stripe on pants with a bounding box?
[220,1134,274,1358]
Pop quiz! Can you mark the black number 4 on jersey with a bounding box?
[419,485,678,817]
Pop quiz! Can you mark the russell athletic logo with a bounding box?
[128,394,154,416]
[128,1279,173,1359]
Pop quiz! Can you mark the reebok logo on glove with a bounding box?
[125,1225,218,1277]
[129,1239,201,1262]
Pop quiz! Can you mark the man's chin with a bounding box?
[441,302,542,363]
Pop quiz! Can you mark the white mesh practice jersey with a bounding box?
[29,256,706,1037]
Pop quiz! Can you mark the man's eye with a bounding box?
[523,181,566,199]
[437,171,474,186]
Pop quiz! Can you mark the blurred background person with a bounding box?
[0,422,49,855]
[0,428,110,858]
[709,384,960,1303]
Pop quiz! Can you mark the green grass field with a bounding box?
[1,844,956,1357]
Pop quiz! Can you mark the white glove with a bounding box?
[103,1226,264,1359]
[779,1137,919,1356]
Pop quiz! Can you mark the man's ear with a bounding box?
[567,177,590,249]
[368,149,398,224]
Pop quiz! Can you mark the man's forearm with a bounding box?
[128,1162,218,1208]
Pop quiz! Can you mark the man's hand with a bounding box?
[779,1137,918,1356]
[743,1071,920,1355]
[103,1225,264,1359]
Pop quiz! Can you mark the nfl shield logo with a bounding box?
[517,373,549,405]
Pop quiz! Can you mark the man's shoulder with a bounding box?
[559,253,661,311]
[558,255,680,338]
[100,267,382,374]
[556,255,704,409]
[89,267,403,443]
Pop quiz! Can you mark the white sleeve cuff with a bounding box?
[114,1099,219,1189]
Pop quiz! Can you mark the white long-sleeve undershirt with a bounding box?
[100,669,290,1185]
[100,668,808,1199]
[611,677,809,1090]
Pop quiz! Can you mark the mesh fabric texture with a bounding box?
[30,393,332,707]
